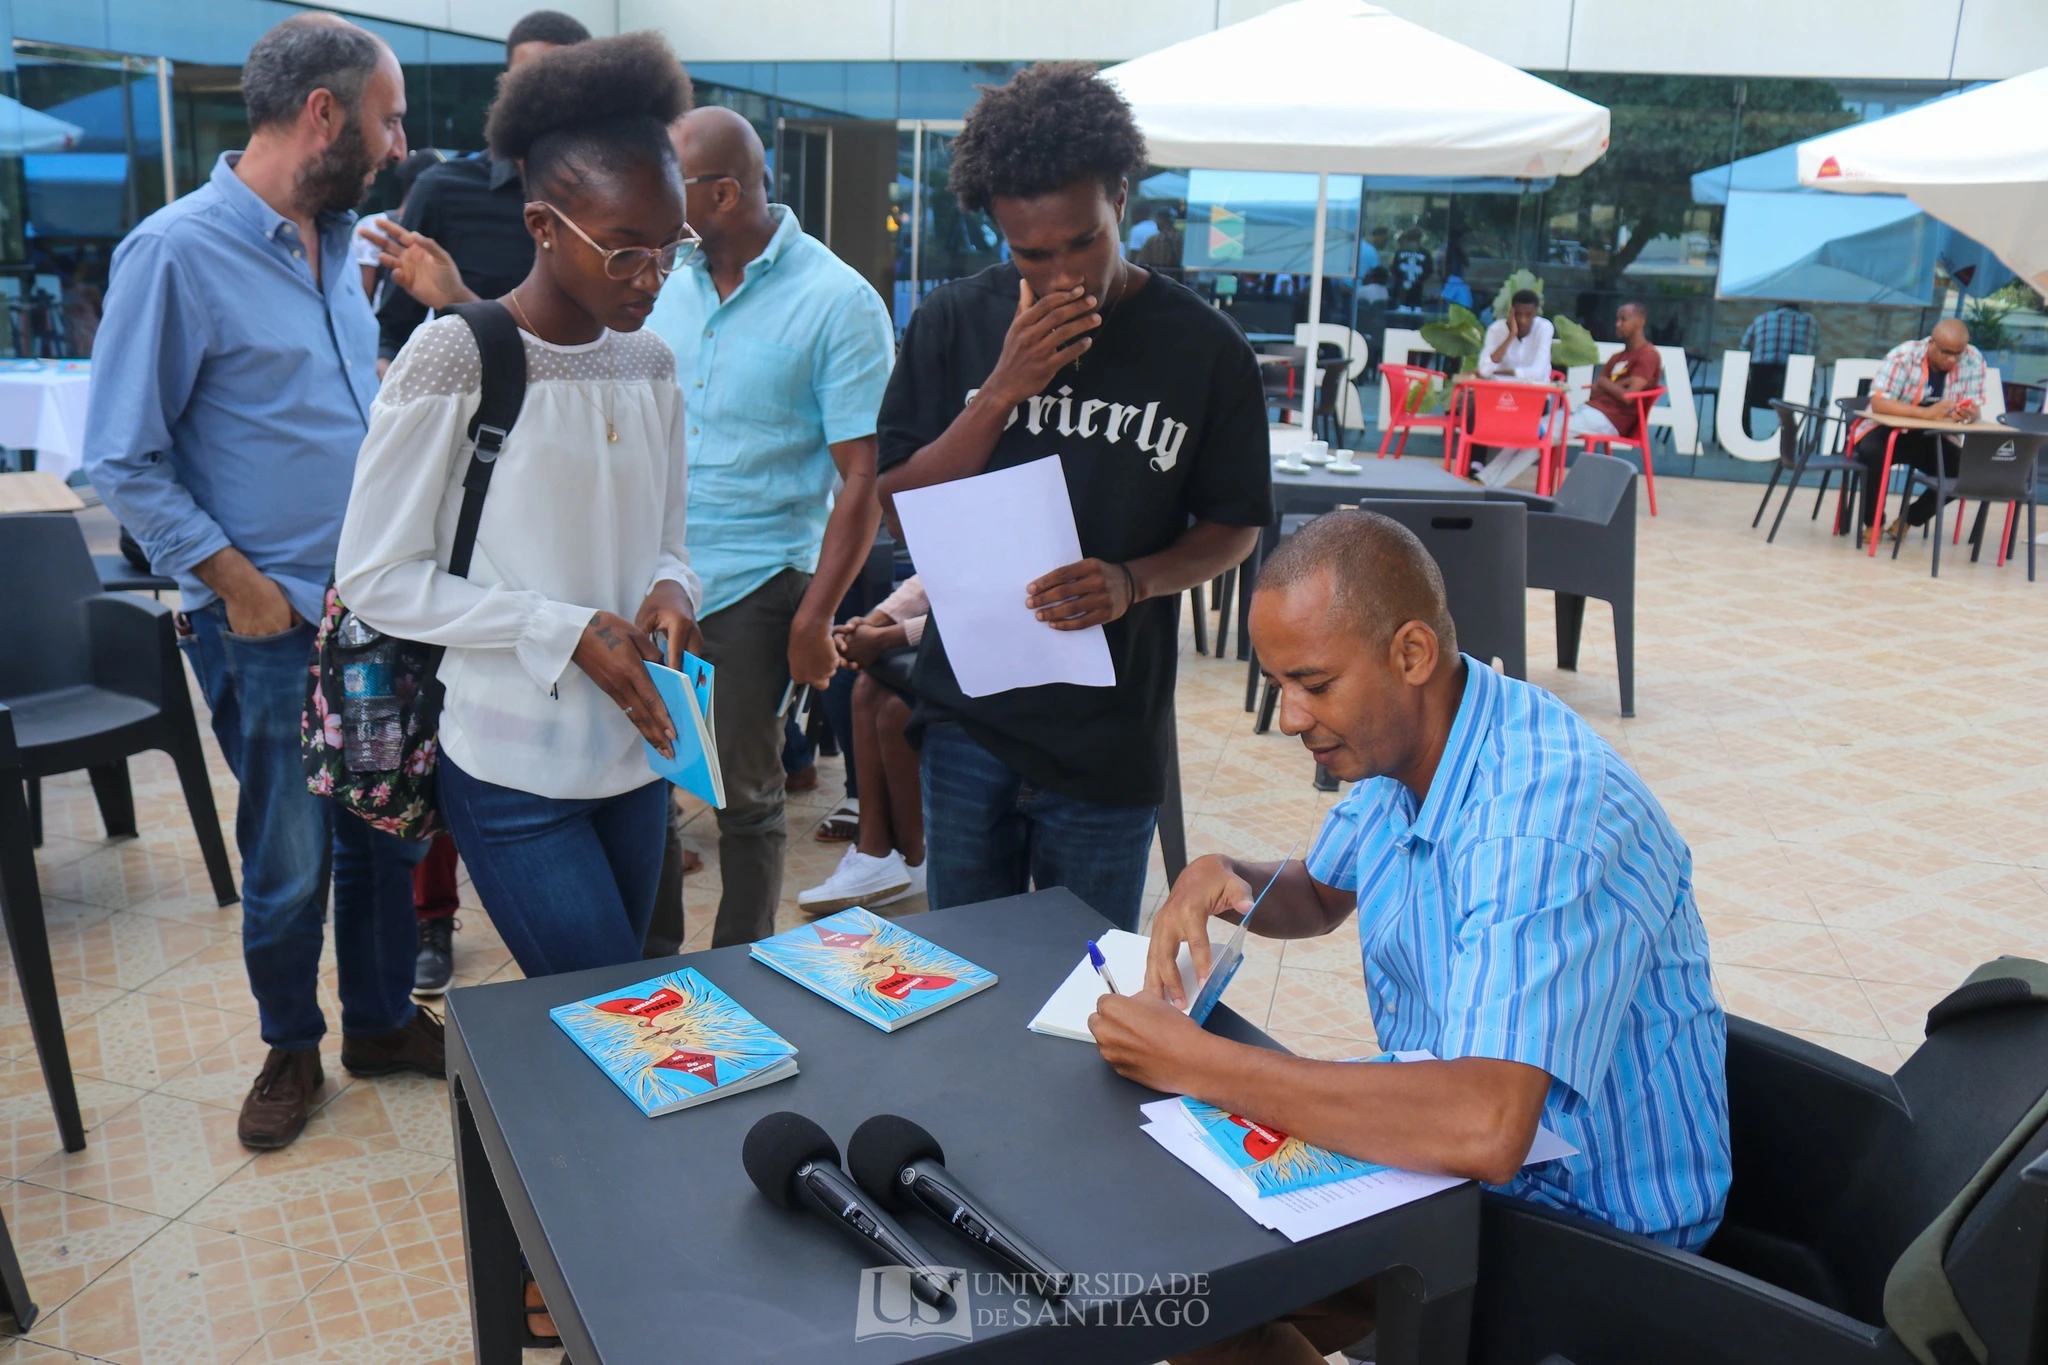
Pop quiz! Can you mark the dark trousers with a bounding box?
[1743,361,1787,438]
[1854,426,1955,530]
[1171,1278,1376,1364]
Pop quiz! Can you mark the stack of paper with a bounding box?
[1027,930,1198,1042]
[1139,1051,1577,1242]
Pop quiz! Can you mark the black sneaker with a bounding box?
[414,916,456,997]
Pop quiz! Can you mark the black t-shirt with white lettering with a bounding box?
[877,262,1273,806]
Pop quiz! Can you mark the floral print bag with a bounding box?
[299,301,528,841]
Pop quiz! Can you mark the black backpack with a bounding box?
[301,301,528,839]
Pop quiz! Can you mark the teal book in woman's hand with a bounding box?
[643,651,724,808]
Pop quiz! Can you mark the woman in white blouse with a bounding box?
[336,34,701,976]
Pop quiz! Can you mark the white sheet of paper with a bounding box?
[890,457,1115,697]
[1027,930,1200,1042]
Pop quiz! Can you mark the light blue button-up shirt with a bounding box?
[85,151,380,624]
[1306,657,1731,1249]
[646,205,894,617]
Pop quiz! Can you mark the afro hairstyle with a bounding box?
[484,30,692,205]
[948,62,1148,213]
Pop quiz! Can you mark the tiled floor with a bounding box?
[5,469,2047,1361]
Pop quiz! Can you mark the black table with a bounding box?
[447,890,1477,1364]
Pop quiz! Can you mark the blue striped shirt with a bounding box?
[1305,658,1730,1248]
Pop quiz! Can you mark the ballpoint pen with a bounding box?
[1085,939,1123,996]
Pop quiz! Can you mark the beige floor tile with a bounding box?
[34,916,226,995]
[0,1060,152,1183]
[154,1028,349,1117]
[1699,915,1852,976]
[0,973,129,1063]
[1278,928,1362,976]
[304,1074,451,1160]
[62,994,254,1092]
[237,1259,469,1364]
[347,1168,463,1288]
[1265,968,1376,1042]
[1780,1029,1910,1074]
[1713,965,1887,1041]
[0,1183,167,1320]
[22,1092,252,1219]
[1267,1029,1377,1061]
[0,1336,120,1361]
[28,1221,332,1365]
[181,1135,447,1262]
[136,939,260,1019]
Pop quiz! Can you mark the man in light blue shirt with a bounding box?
[1091,509,1728,1363]
[84,14,441,1151]
[646,107,895,947]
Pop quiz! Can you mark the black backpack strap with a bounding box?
[445,301,528,579]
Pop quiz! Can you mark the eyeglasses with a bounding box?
[532,201,701,280]
[1930,341,1967,359]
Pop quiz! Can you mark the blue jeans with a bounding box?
[182,606,422,1051]
[438,757,668,977]
[919,723,1158,932]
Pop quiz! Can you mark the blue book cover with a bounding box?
[643,651,723,808]
[1177,1096,1391,1197]
[549,967,797,1116]
[749,907,998,1032]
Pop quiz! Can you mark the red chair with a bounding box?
[1450,378,1570,488]
[1576,386,1667,516]
[1377,363,1452,458]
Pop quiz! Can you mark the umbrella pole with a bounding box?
[1304,171,1327,430]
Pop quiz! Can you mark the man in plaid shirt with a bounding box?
[1849,319,1987,538]
[1739,303,1819,437]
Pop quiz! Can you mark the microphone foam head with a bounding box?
[742,1112,840,1210]
[848,1114,945,1208]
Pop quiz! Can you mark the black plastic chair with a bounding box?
[1523,453,1638,717]
[1755,399,1865,543]
[1472,957,2048,1365]
[0,513,237,1151]
[1890,427,2046,580]
[1314,355,1350,447]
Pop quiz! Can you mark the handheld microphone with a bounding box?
[742,1112,958,1310]
[848,1114,1073,1300]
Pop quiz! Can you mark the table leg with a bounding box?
[1374,1266,1475,1365]
[452,1072,526,1365]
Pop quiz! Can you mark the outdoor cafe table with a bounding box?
[1861,409,2014,556]
[445,889,1479,1365]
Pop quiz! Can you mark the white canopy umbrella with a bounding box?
[1797,68,2048,294]
[0,96,82,155]
[1102,0,1609,359]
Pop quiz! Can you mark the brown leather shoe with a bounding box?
[340,1007,446,1079]
[238,1047,324,1149]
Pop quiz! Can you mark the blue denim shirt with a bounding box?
[85,151,380,623]
[646,206,894,617]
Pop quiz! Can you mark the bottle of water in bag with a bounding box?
[336,612,403,773]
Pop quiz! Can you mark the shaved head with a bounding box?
[1258,510,1456,655]
[1933,318,1969,349]
[676,105,765,199]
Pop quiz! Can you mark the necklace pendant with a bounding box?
[607,426,619,443]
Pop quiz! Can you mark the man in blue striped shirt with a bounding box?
[1091,509,1728,1363]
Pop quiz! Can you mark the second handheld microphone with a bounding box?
[848,1114,1073,1300]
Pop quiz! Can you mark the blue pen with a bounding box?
[1085,939,1123,995]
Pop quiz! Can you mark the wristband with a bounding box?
[1118,561,1140,605]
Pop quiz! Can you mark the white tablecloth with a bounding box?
[0,362,91,480]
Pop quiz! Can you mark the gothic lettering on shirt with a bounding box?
[964,384,1189,472]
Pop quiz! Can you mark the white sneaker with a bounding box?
[798,848,912,916]
[873,857,926,907]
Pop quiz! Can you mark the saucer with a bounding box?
[1300,450,1332,466]
[1326,461,1362,474]
[1274,460,1310,474]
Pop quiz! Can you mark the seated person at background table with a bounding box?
[1468,288,1557,489]
[1575,300,1661,444]
[1090,510,1730,1365]
[874,63,1271,934]
[1739,300,1819,438]
[799,575,930,914]
[1848,318,1986,541]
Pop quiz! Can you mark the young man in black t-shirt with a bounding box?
[876,63,1272,932]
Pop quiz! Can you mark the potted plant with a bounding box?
[1405,270,1601,414]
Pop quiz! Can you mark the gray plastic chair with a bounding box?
[1358,498,1528,681]
[1524,453,1638,717]
[1757,400,1864,543]
[1891,427,2046,580]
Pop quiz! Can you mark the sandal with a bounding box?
[521,1263,561,1349]
[815,796,859,843]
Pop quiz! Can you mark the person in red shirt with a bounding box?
[1577,300,1660,441]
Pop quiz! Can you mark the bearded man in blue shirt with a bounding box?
[84,14,443,1151]
[1091,509,1729,1364]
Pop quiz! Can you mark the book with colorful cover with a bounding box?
[549,967,797,1116]
[1176,1054,1411,1197]
[749,907,997,1032]
[643,651,724,809]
